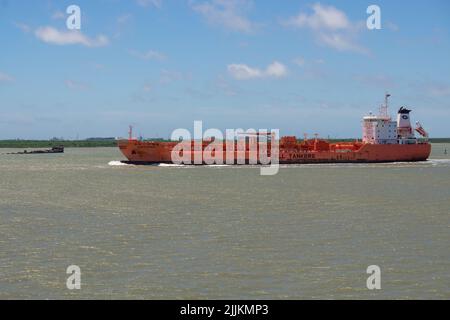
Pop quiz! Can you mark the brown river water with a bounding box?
[0,144,449,299]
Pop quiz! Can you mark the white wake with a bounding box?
[108,160,130,166]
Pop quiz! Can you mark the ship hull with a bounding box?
[118,140,431,165]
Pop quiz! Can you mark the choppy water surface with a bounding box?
[0,144,449,299]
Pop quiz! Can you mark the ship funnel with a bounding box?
[397,107,411,127]
[397,107,413,138]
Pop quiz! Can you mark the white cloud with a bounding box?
[317,32,367,54]
[228,64,262,79]
[285,3,350,30]
[283,3,367,54]
[265,61,288,78]
[35,26,109,47]
[137,0,162,8]
[129,49,167,61]
[227,61,288,80]
[0,72,14,83]
[191,0,256,33]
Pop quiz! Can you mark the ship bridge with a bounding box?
[362,93,399,145]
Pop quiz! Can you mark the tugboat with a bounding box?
[8,146,64,155]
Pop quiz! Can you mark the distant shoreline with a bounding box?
[0,140,118,148]
[1,138,449,148]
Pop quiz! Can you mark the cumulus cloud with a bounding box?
[35,27,109,47]
[228,64,262,79]
[265,61,288,78]
[283,3,368,54]
[227,61,288,80]
[317,32,367,54]
[191,0,256,33]
[284,3,350,30]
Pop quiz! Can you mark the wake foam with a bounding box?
[108,160,130,166]
[157,163,185,167]
[427,159,450,166]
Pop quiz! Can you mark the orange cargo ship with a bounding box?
[118,94,431,164]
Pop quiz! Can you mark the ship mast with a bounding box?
[128,125,133,141]
[380,92,390,119]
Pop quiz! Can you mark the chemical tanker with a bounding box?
[118,94,431,164]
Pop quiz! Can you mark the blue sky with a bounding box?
[0,0,449,139]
